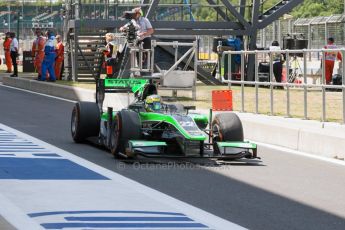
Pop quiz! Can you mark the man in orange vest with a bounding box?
[3,32,12,73]
[324,37,342,84]
[31,28,46,80]
[54,35,64,80]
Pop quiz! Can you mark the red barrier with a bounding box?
[212,90,233,111]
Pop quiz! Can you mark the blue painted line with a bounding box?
[0,144,39,146]
[0,154,15,156]
[0,157,109,180]
[0,139,32,144]
[0,147,45,149]
[65,216,193,221]
[32,154,61,157]
[0,143,36,145]
[0,150,47,152]
[41,222,208,229]
[28,211,186,217]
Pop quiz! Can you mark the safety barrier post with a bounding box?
[227,52,232,98]
[228,52,231,84]
[241,52,245,112]
[303,49,308,119]
[341,48,345,124]
[254,50,259,114]
[322,49,326,122]
[269,51,274,115]
[286,51,291,117]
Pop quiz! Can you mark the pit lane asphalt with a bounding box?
[1,84,345,230]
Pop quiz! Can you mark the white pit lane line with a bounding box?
[0,123,245,230]
[256,141,345,167]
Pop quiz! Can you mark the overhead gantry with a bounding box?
[63,0,303,82]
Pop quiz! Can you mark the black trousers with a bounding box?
[273,61,282,83]
[141,37,152,50]
[10,51,18,75]
[136,37,152,73]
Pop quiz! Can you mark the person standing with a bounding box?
[102,33,118,78]
[269,41,283,86]
[40,31,56,82]
[120,7,154,68]
[324,37,342,84]
[3,32,12,73]
[9,32,18,77]
[31,28,46,80]
[54,35,64,80]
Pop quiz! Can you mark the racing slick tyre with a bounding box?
[71,102,100,143]
[110,109,141,158]
[212,113,243,154]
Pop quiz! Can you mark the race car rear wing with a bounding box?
[97,78,149,94]
[96,78,150,112]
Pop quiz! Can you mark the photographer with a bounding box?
[120,7,154,62]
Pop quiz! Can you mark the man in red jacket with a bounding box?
[324,37,342,84]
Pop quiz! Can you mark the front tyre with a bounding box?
[71,102,100,143]
[212,113,244,154]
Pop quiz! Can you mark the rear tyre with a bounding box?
[212,113,243,154]
[71,102,100,143]
[110,110,141,158]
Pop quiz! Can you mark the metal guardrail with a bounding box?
[222,48,345,123]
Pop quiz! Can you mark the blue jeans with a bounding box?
[41,53,56,81]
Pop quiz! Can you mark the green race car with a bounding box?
[71,78,257,160]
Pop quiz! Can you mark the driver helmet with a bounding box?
[145,95,162,112]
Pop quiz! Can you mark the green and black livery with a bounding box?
[71,78,258,160]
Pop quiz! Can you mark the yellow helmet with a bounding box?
[145,95,161,112]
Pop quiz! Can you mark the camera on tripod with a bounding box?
[283,33,308,57]
[120,11,139,46]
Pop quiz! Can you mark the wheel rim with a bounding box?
[212,124,222,142]
[212,124,222,154]
[71,107,78,137]
[111,117,120,154]
[96,90,104,111]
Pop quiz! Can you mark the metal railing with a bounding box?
[222,48,345,123]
